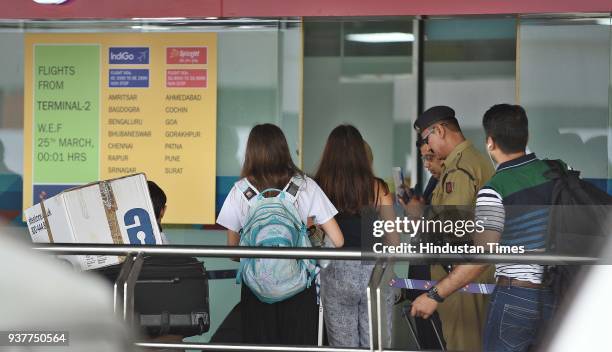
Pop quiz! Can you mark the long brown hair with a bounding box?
[315,125,380,214]
[241,123,302,191]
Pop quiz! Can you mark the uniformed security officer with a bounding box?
[403,106,495,352]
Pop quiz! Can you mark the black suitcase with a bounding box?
[95,256,210,338]
[402,303,446,351]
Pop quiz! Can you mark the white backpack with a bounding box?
[235,176,316,303]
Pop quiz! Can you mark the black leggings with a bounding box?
[241,284,318,345]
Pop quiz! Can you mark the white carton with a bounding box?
[24,173,162,270]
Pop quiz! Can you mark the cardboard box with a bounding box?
[25,173,162,270]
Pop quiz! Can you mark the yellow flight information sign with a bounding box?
[23,33,217,224]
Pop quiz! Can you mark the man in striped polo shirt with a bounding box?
[410,104,558,352]
[476,104,558,351]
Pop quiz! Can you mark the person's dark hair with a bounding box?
[241,123,303,191]
[439,119,461,133]
[147,180,166,231]
[416,136,424,149]
[482,104,529,154]
[315,125,387,215]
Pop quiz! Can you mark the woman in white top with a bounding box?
[217,123,343,345]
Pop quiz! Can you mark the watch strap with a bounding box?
[427,287,444,303]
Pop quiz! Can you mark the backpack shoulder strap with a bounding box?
[544,159,584,189]
[543,159,577,179]
[282,175,305,203]
[236,178,260,205]
[544,159,563,170]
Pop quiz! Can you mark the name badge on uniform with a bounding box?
[445,181,454,193]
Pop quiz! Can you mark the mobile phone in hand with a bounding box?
[399,187,411,203]
[392,167,409,204]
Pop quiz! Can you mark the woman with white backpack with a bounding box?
[217,123,344,345]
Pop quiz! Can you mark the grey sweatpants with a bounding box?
[321,260,394,348]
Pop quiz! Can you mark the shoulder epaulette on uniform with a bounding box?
[454,153,476,182]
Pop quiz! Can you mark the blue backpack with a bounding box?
[235,176,316,304]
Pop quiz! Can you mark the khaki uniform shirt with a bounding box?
[431,140,494,206]
[428,139,495,351]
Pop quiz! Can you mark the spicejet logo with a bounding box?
[166,47,207,64]
[109,47,150,65]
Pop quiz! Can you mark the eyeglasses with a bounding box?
[421,123,447,145]
[421,126,436,145]
[421,155,435,162]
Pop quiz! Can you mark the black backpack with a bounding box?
[543,160,612,300]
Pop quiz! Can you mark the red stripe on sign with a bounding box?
[166,69,207,88]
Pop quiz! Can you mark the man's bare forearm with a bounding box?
[433,229,500,298]
[435,264,489,298]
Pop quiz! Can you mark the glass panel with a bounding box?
[519,17,611,193]
[303,17,417,186]
[0,30,23,224]
[0,19,302,222]
[609,17,612,191]
[423,17,517,184]
[0,19,302,343]
[303,21,417,349]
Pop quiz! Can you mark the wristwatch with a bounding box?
[426,286,444,303]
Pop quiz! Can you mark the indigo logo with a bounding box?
[109,47,149,65]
